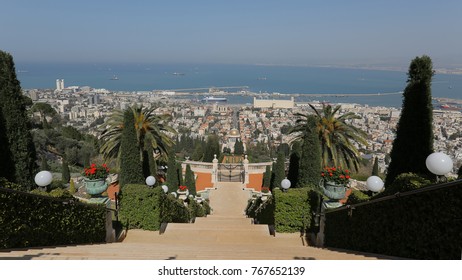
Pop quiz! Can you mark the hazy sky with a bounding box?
[2,0,462,67]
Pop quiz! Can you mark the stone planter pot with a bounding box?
[85,178,108,196]
[320,179,347,200]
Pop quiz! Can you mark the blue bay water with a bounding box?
[15,63,462,108]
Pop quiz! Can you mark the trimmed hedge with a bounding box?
[119,184,163,231]
[246,189,312,233]
[0,187,106,249]
[325,181,462,259]
[245,196,275,225]
[161,194,191,223]
[119,184,210,231]
[274,188,311,233]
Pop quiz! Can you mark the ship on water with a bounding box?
[110,75,119,80]
[202,96,227,102]
[439,104,461,111]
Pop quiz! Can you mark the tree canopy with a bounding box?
[386,55,435,186]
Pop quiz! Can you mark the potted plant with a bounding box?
[83,163,110,196]
[177,185,188,194]
[319,166,350,200]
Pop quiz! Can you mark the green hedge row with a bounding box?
[245,196,275,225]
[325,181,462,259]
[119,184,210,231]
[118,184,163,230]
[273,188,311,233]
[0,187,106,249]
[245,189,312,233]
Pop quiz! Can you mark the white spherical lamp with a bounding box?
[34,171,53,187]
[366,176,384,192]
[170,192,177,198]
[145,176,156,186]
[281,178,291,190]
[161,185,169,193]
[426,152,453,175]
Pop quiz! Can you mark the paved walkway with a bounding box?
[0,183,396,260]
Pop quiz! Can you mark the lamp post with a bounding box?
[426,152,453,182]
[161,185,169,194]
[366,176,384,193]
[281,178,291,192]
[34,170,53,190]
[145,176,156,187]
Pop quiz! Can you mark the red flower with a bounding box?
[83,163,110,180]
[321,166,351,185]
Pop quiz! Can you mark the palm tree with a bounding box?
[290,104,368,171]
[100,105,177,165]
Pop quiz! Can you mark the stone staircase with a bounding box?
[0,182,395,260]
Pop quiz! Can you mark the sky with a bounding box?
[2,0,462,67]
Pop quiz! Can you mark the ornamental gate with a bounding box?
[218,163,245,183]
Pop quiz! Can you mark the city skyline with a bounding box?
[2,1,462,68]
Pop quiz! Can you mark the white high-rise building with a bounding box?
[56,79,64,91]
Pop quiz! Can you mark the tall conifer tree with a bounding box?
[386,55,435,186]
[203,134,220,162]
[287,141,301,188]
[61,158,70,183]
[185,164,196,195]
[166,152,179,192]
[0,51,37,190]
[263,165,271,188]
[372,157,379,176]
[297,115,321,188]
[0,107,15,180]
[119,109,144,188]
[273,152,286,189]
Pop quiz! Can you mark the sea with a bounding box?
[14,63,462,108]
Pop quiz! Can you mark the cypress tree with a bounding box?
[148,145,157,178]
[297,115,321,188]
[166,153,179,192]
[234,139,244,155]
[269,162,276,190]
[185,164,196,195]
[287,141,301,188]
[119,109,144,188]
[176,162,183,186]
[273,152,286,189]
[61,158,70,183]
[0,50,37,190]
[0,107,14,180]
[372,157,379,176]
[142,139,157,178]
[386,55,435,186]
[263,165,271,188]
[203,134,220,162]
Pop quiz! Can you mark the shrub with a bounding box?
[377,172,431,198]
[0,177,23,191]
[325,181,462,259]
[188,200,206,218]
[161,194,191,223]
[0,187,106,249]
[273,188,311,233]
[118,184,162,231]
[347,190,371,204]
[255,196,275,225]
